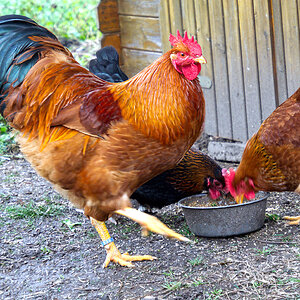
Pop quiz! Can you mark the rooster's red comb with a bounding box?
[169,30,202,55]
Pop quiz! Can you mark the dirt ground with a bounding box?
[0,153,299,300]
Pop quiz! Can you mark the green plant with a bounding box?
[255,246,274,256]
[62,219,82,231]
[188,256,204,266]
[266,213,280,221]
[192,278,205,286]
[162,281,182,291]
[5,200,65,219]
[0,0,100,41]
[0,116,15,155]
[207,289,223,300]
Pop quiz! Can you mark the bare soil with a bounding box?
[0,152,299,300]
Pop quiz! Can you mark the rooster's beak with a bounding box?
[235,194,244,204]
[194,55,207,64]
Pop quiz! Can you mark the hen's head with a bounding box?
[206,177,226,200]
[222,168,256,204]
[169,30,206,80]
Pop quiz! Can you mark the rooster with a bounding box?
[223,88,300,225]
[0,15,207,267]
[87,50,225,211]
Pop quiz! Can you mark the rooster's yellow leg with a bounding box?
[282,216,300,225]
[115,207,191,242]
[90,217,156,268]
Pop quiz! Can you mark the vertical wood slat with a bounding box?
[253,0,277,120]
[238,0,262,137]
[181,0,196,36]
[271,0,288,104]
[281,0,300,96]
[160,0,172,53]
[208,0,232,139]
[168,0,183,34]
[194,0,218,136]
[223,0,248,141]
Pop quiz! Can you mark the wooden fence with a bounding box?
[99,0,300,142]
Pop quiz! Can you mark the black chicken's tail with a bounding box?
[0,15,68,116]
[89,46,128,83]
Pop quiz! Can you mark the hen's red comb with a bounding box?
[169,30,202,55]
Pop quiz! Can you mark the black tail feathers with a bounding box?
[0,15,58,115]
[89,46,128,83]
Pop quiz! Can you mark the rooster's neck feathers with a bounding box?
[110,52,205,145]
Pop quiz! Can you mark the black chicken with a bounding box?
[89,46,128,83]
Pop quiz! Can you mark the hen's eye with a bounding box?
[180,53,185,57]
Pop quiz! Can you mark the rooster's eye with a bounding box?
[180,53,185,57]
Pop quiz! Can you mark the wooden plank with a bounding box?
[122,48,162,78]
[238,0,262,137]
[97,0,120,33]
[119,16,161,51]
[208,0,232,139]
[298,0,300,28]
[223,0,248,141]
[271,0,288,104]
[194,0,218,136]
[281,0,300,96]
[253,0,277,120]
[181,0,196,35]
[160,0,172,53]
[118,0,160,17]
[168,0,183,35]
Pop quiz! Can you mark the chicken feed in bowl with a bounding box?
[179,192,269,237]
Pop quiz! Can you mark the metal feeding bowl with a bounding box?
[179,192,269,237]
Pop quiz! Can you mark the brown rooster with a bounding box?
[0,15,207,267]
[88,47,226,211]
[223,88,300,225]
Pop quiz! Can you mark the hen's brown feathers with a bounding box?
[235,88,300,192]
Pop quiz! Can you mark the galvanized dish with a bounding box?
[179,192,269,237]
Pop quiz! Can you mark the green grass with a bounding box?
[188,256,204,266]
[162,281,183,291]
[0,116,15,155]
[0,0,100,40]
[4,199,65,220]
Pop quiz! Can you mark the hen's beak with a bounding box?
[194,55,207,64]
[235,194,244,204]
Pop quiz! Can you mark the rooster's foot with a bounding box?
[283,215,300,225]
[103,242,156,268]
[115,207,191,242]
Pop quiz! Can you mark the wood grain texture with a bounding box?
[281,0,300,96]
[253,0,277,120]
[194,0,218,136]
[223,0,248,141]
[272,0,288,104]
[238,0,262,137]
[97,0,120,33]
[118,0,160,17]
[181,0,196,36]
[168,0,183,34]
[119,15,161,51]
[208,0,232,139]
[121,48,162,77]
[160,0,172,53]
